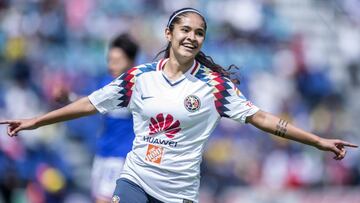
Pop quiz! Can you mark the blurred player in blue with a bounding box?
[53,34,138,203]
[92,34,138,203]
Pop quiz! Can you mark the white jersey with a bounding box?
[88,58,259,203]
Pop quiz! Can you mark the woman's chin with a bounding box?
[179,50,197,59]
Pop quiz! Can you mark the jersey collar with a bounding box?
[157,58,200,76]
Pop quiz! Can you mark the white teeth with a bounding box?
[183,44,196,49]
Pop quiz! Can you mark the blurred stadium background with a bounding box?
[0,0,360,202]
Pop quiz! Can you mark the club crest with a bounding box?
[184,95,201,112]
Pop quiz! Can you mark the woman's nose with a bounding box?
[187,31,196,41]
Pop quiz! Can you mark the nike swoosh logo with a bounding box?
[141,95,154,100]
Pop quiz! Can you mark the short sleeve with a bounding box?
[88,68,137,114]
[213,78,259,123]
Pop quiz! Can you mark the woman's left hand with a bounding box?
[315,138,358,160]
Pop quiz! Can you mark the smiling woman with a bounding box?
[0,7,358,203]
[155,8,234,83]
[166,12,205,59]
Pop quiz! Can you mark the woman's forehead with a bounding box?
[176,13,206,29]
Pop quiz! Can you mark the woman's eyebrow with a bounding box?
[179,25,205,32]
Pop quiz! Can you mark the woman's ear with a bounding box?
[165,28,172,42]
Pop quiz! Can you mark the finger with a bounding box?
[7,126,12,136]
[333,146,342,155]
[335,144,344,150]
[334,148,347,160]
[341,142,358,148]
[334,153,343,160]
[0,120,13,125]
[7,124,17,136]
[0,120,20,124]
[10,126,22,137]
[0,121,9,124]
[333,153,342,160]
[339,149,346,158]
[331,146,342,158]
[333,150,341,159]
[8,124,19,135]
[335,154,344,160]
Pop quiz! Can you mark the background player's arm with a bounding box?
[246,110,358,159]
[0,97,97,137]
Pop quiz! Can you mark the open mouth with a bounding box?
[182,43,197,50]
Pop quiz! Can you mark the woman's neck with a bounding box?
[163,56,194,81]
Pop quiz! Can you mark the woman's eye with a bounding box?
[196,32,204,37]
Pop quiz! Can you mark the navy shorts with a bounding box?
[111,178,164,203]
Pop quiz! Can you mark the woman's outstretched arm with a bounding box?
[0,97,97,137]
[247,110,358,160]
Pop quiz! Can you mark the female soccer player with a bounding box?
[1,8,357,203]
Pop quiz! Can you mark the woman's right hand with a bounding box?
[1,98,98,138]
[0,118,39,137]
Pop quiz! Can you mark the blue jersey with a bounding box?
[96,75,134,157]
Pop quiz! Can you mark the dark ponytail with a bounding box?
[195,51,238,83]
